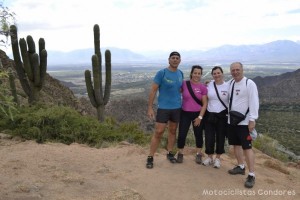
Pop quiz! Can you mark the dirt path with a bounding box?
[0,135,299,200]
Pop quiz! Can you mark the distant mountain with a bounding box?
[48,47,147,67]
[253,68,300,104]
[47,40,300,67]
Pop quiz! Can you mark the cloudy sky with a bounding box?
[4,0,300,53]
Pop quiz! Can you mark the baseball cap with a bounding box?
[169,51,181,58]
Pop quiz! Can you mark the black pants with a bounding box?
[177,110,204,149]
[204,111,227,155]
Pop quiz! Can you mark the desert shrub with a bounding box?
[1,104,148,146]
[0,70,18,121]
[253,135,289,162]
[256,110,300,156]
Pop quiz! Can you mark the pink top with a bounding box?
[181,80,208,112]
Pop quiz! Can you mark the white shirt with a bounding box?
[207,80,229,113]
[228,77,259,125]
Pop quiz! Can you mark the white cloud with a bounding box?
[4,0,300,53]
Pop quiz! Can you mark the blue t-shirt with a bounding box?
[153,68,183,109]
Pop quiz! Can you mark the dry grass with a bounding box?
[263,159,290,175]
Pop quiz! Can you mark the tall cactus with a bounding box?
[9,25,47,104]
[85,24,111,122]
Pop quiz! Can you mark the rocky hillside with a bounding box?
[0,50,95,116]
[0,50,150,130]
[253,69,300,105]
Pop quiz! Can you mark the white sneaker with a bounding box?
[202,157,213,166]
[213,158,221,168]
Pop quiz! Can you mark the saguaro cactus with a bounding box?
[9,25,47,104]
[85,24,111,122]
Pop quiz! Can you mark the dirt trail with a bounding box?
[0,135,299,200]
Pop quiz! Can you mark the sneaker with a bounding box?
[228,166,245,175]
[146,156,153,169]
[244,175,255,188]
[202,157,213,166]
[176,153,183,163]
[167,152,177,163]
[195,154,202,164]
[213,158,221,168]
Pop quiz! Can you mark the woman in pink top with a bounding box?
[176,65,208,164]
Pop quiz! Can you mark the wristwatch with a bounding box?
[198,115,203,120]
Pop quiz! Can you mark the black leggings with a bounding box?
[177,110,204,149]
[204,111,227,155]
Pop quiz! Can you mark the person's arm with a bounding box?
[199,95,208,118]
[248,81,259,131]
[194,95,208,126]
[147,83,159,120]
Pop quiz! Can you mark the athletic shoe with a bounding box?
[195,154,202,164]
[213,158,221,168]
[228,166,245,175]
[167,152,177,163]
[244,175,255,188]
[146,156,153,169]
[202,157,213,166]
[176,153,183,163]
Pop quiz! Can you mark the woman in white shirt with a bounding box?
[202,66,229,168]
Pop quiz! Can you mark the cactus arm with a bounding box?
[27,36,37,75]
[26,35,36,53]
[9,25,31,97]
[103,50,111,105]
[93,24,102,82]
[84,70,97,107]
[32,53,40,87]
[39,38,45,55]
[93,25,103,97]
[39,49,47,87]
[19,38,33,81]
[93,25,101,64]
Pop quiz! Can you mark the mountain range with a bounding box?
[47,40,300,67]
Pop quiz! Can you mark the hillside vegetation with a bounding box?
[0,49,299,163]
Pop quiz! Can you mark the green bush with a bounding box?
[253,135,289,162]
[1,104,149,146]
[256,110,300,156]
[0,70,18,121]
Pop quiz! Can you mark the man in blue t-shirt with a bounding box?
[146,51,184,169]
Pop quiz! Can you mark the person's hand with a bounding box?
[193,118,201,126]
[205,80,211,86]
[248,120,256,132]
[147,107,155,121]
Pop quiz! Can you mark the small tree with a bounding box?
[0,1,16,49]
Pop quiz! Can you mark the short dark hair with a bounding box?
[190,65,203,79]
[169,51,181,58]
[211,66,223,75]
